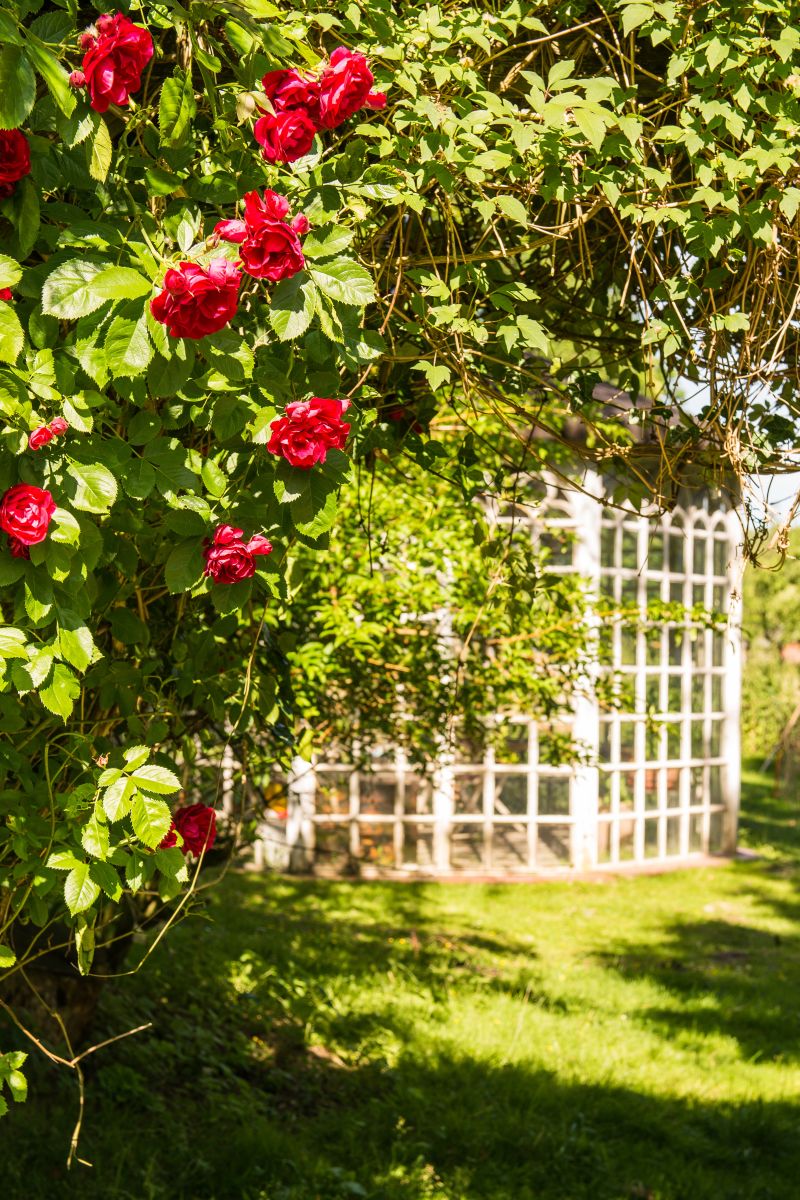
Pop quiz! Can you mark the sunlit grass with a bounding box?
[6,759,800,1199]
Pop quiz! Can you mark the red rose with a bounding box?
[213,218,247,244]
[8,536,30,559]
[80,12,153,113]
[0,289,11,303]
[290,214,310,235]
[0,129,31,199]
[48,417,69,436]
[0,484,56,546]
[318,47,384,129]
[267,397,351,468]
[160,804,217,856]
[261,68,320,123]
[69,70,86,88]
[239,190,305,282]
[28,426,55,451]
[203,524,272,585]
[253,109,317,163]
[150,258,241,339]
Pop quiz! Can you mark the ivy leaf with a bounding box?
[68,462,118,513]
[269,272,317,340]
[39,663,81,722]
[130,792,173,848]
[310,258,375,307]
[0,46,36,128]
[41,260,106,320]
[0,304,24,364]
[64,863,100,915]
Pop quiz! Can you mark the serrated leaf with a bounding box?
[89,860,122,901]
[25,38,76,118]
[159,67,196,147]
[164,538,204,593]
[81,812,109,859]
[0,46,35,128]
[68,462,118,513]
[41,260,106,320]
[302,226,354,259]
[269,272,317,341]
[58,612,95,672]
[15,177,40,258]
[92,267,152,303]
[105,314,153,377]
[123,744,151,769]
[0,628,27,659]
[39,662,80,721]
[102,776,135,822]
[0,254,22,289]
[87,117,113,182]
[46,849,82,871]
[130,792,172,848]
[0,304,24,365]
[0,945,16,968]
[130,764,182,794]
[64,863,100,914]
[310,258,374,307]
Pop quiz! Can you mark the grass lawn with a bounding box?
[4,759,800,1200]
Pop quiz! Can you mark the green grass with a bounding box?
[4,760,800,1200]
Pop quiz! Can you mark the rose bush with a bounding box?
[0,0,797,1130]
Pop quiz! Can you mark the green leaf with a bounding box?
[0,254,22,290]
[269,272,317,341]
[24,38,76,118]
[81,812,109,860]
[165,538,204,593]
[159,67,196,147]
[0,46,35,128]
[0,304,24,365]
[121,458,156,500]
[68,462,118,513]
[310,258,374,307]
[58,612,95,672]
[105,314,153,377]
[302,226,354,259]
[620,3,653,35]
[130,764,182,795]
[496,195,528,226]
[46,849,82,871]
[92,267,152,303]
[102,776,135,822]
[50,507,82,545]
[87,117,113,182]
[0,945,16,969]
[64,863,100,915]
[42,260,106,320]
[130,792,173,848]
[0,628,27,658]
[89,861,122,901]
[15,177,40,258]
[6,1068,27,1103]
[39,663,81,721]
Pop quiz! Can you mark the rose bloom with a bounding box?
[253,109,317,163]
[160,804,217,856]
[150,258,241,340]
[0,129,31,199]
[203,524,273,585]
[0,288,11,303]
[80,12,153,113]
[239,191,305,282]
[261,67,320,123]
[8,536,30,559]
[28,426,55,451]
[0,484,56,546]
[267,397,351,469]
[49,416,69,436]
[318,47,386,129]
